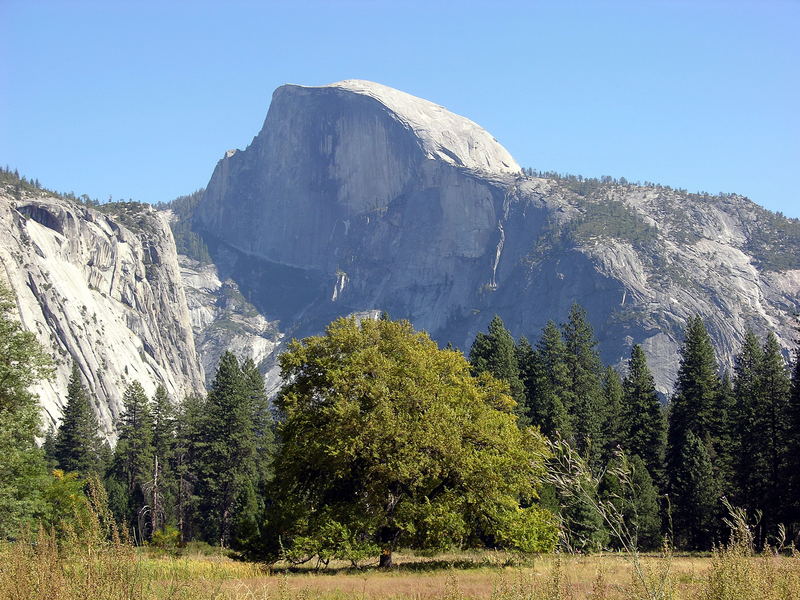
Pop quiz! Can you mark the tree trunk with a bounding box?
[379,548,393,569]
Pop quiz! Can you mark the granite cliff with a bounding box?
[0,183,204,436]
[187,80,800,394]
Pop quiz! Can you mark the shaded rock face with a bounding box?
[192,80,800,395]
[0,191,204,437]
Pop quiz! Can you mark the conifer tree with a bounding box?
[600,366,624,462]
[110,381,155,536]
[53,362,105,475]
[525,321,572,439]
[787,347,800,532]
[469,315,526,418]
[196,351,260,548]
[755,333,791,528]
[671,430,719,550]
[562,304,604,464]
[600,453,661,550]
[622,345,666,485]
[732,330,764,509]
[173,393,205,542]
[666,317,725,548]
[150,385,176,533]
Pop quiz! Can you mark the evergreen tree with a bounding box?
[150,385,176,533]
[236,358,275,549]
[53,362,105,475]
[195,352,260,548]
[525,321,572,439]
[600,453,661,550]
[562,304,605,464]
[622,345,666,485]
[42,425,58,470]
[732,330,763,509]
[469,315,526,418]
[173,393,205,543]
[787,347,800,533]
[600,366,624,462]
[109,381,155,538]
[666,317,725,549]
[671,431,719,550]
[756,333,791,529]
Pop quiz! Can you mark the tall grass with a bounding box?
[2,477,799,599]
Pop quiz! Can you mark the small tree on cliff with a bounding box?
[266,317,557,566]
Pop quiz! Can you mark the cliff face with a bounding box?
[190,80,800,394]
[0,188,204,435]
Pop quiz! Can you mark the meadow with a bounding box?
[2,534,798,600]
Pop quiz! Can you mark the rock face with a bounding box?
[0,188,204,436]
[190,79,800,394]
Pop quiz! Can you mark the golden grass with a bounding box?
[4,541,798,600]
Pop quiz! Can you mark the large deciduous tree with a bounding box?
[268,317,557,566]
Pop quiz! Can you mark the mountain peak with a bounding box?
[278,79,521,175]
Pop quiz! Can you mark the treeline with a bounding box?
[43,353,274,551]
[469,307,800,550]
[3,273,800,556]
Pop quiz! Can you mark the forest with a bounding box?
[3,266,799,566]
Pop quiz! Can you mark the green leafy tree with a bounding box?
[562,304,605,464]
[268,317,557,566]
[469,315,527,418]
[732,330,764,510]
[523,321,572,439]
[53,362,105,475]
[0,283,52,539]
[622,345,666,486]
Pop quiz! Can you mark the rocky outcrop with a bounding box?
[190,80,800,395]
[0,188,204,436]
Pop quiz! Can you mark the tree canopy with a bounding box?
[268,317,557,565]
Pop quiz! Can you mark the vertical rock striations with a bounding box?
[0,188,204,436]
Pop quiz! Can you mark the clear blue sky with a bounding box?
[2,1,798,217]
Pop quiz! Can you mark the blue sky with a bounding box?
[1,1,798,217]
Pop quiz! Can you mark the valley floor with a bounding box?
[4,545,798,600]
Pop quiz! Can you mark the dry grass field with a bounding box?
[3,535,799,600]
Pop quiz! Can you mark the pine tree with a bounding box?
[732,330,763,509]
[109,381,155,537]
[236,358,275,548]
[671,431,719,550]
[787,347,800,533]
[195,352,259,548]
[756,333,791,529]
[600,453,661,550]
[622,345,666,486]
[469,315,526,418]
[562,304,604,464]
[525,321,572,439]
[53,363,105,475]
[600,366,624,462]
[666,317,725,549]
[173,393,205,543]
[150,385,176,534]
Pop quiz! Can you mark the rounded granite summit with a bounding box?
[286,79,522,176]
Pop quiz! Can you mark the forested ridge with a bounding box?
[2,275,799,560]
